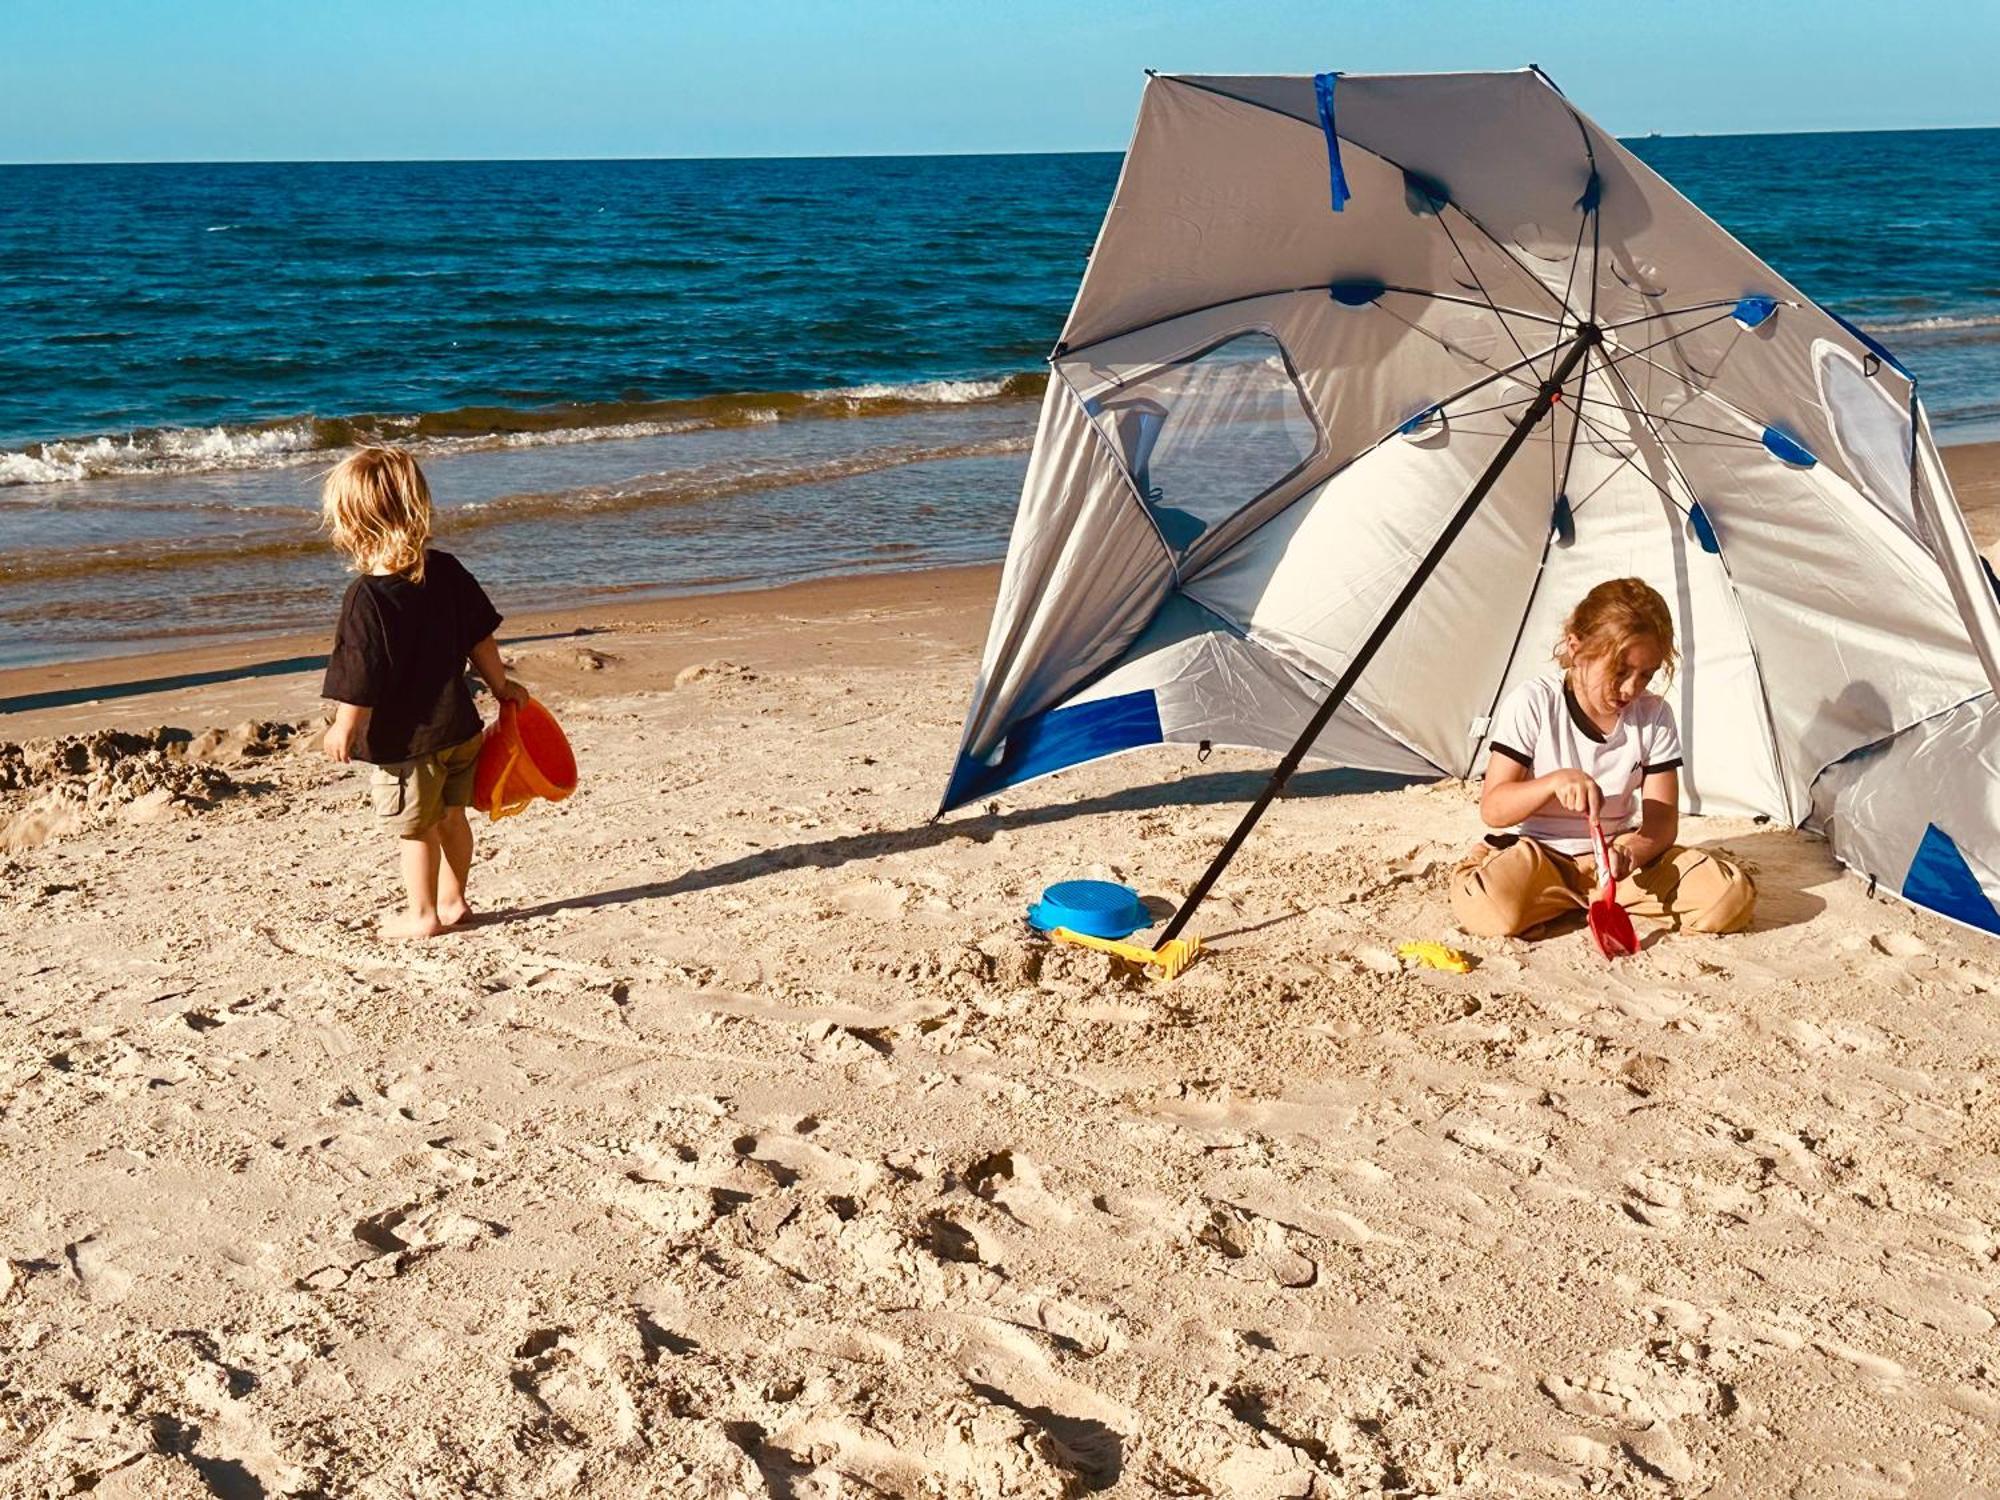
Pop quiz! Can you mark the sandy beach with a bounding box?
[4,444,2000,1496]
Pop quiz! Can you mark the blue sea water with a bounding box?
[1,134,1997,669]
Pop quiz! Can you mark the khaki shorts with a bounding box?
[369,731,485,837]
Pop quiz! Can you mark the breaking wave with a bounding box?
[1861,312,2000,336]
[0,373,1048,489]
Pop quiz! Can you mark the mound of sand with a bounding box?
[0,720,304,850]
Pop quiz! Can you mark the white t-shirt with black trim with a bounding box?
[1486,672,1682,856]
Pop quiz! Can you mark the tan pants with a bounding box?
[1450,836,1755,939]
[369,731,485,837]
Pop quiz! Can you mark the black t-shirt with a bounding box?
[321,550,503,764]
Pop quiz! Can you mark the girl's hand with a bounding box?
[1544,768,1603,816]
[1606,839,1636,882]
[496,678,530,706]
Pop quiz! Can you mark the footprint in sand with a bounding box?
[300,1198,505,1288]
[1868,930,1929,959]
[962,1148,1077,1232]
[511,1328,640,1450]
[1195,1203,1317,1288]
[1815,1339,1908,1390]
[64,1232,137,1303]
[1540,1343,1730,1487]
[1618,1174,1686,1231]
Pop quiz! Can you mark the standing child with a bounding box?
[318,446,527,939]
[1451,577,1755,939]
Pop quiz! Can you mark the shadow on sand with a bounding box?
[484,765,1424,926]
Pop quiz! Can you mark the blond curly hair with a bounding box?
[1556,577,1678,682]
[320,446,433,584]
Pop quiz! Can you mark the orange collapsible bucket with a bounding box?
[474,697,578,820]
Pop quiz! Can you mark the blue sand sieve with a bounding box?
[1026,880,1149,940]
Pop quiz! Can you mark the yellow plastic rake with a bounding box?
[1047,926,1204,979]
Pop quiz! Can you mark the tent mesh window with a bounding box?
[1085,331,1319,553]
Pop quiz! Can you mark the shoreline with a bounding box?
[0,563,1002,736]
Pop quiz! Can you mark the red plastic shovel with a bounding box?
[1587,815,1639,960]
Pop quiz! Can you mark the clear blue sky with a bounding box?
[7,0,1996,163]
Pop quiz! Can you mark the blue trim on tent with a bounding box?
[1904,823,2000,935]
[1761,426,1817,467]
[943,690,1165,809]
[1312,73,1350,212]
[1329,278,1387,306]
[1825,308,1914,380]
[1576,170,1602,213]
[1687,503,1721,554]
[1732,296,1778,329]
[1551,492,1575,547]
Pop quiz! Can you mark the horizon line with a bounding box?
[6,120,2000,169]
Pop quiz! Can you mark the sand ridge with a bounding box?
[3,583,2000,1496]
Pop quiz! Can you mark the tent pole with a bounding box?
[1156,322,1602,946]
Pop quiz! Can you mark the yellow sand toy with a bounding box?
[1397,940,1474,973]
[1048,927,1204,979]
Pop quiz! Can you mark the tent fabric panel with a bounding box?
[1185,412,1513,714]
[1102,596,1442,776]
[1809,695,2000,937]
[1169,70,1590,312]
[1183,374,1576,778]
[1060,77,1557,356]
[1669,423,1990,809]
[949,378,1178,775]
[942,594,1437,810]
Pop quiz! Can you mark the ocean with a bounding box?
[3,133,1998,670]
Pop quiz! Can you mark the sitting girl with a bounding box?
[1450,577,1755,939]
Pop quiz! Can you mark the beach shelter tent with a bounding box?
[942,68,2000,939]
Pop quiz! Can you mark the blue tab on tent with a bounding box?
[942,689,1165,809]
[1733,296,1779,329]
[1761,426,1817,467]
[1576,170,1602,214]
[1551,492,1575,547]
[1328,278,1386,307]
[1687,503,1721,554]
[1402,168,1450,216]
[1312,73,1350,212]
[1905,823,2000,935]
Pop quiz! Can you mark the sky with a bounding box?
[6,0,1998,163]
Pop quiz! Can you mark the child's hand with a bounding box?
[1545,768,1603,816]
[323,719,358,763]
[1606,839,1636,881]
[496,678,530,706]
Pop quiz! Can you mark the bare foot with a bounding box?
[438,899,473,929]
[380,910,447,940]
